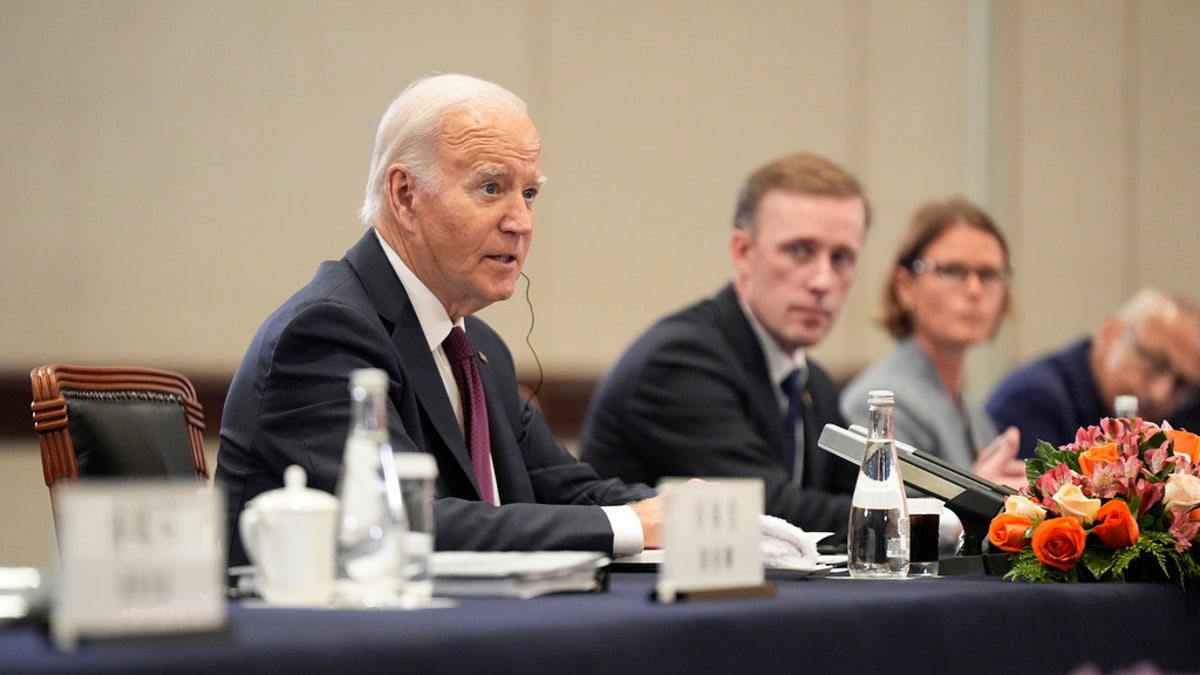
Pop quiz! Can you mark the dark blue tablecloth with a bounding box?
[2,572,1197,675]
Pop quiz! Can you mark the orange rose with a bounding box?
[1078,442,1120,478]
[988,513,1033,553]
[1191,507,1200,522]
[1031,517,1087,571]
[1167,429,1200,465]
[1090,500,1139,548]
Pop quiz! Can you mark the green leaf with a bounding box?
[1081,548,1115,580]
[1026,440,1060,483]
[1032,439,1058,457]
[1003,549,1080,583]
[1103,545,1143,582]
[1141,430,1168,452]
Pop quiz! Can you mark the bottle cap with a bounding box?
[350,368,389,391]
[392,452,438,479]
[867,389,895,406]
[1114,395,1138,418]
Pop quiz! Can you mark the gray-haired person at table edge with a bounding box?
[839,197,1026,489]
[986,288,1200,458]
[579,153,866,537]
[216,74,662,568]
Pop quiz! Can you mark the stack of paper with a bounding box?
[431,551,608,599]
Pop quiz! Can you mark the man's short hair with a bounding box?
[732,152,870,234]
[359,74,528,226]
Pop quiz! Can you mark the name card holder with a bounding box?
[51,481,227,650]
[655,478,772,603]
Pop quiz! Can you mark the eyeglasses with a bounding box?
[910,259,1011,289]
[1124,327,1200,399]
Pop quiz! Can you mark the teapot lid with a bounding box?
[250,465,338,513]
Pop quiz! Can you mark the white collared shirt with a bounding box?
[737,297,808,483]
[374,229,501,505]
[373,230,642,553]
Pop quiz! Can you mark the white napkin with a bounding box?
[760,514,826,568]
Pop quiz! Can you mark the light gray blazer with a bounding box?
[839,337,996,470]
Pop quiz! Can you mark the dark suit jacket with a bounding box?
[217,229,655,566]
[579,284,856,536]
[984,338,1105,458]
[1174,395,1200,434]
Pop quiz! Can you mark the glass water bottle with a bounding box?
[848,389,910,578]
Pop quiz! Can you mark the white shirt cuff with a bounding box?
[602,505,645,556]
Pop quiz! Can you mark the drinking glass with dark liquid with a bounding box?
[906,498,943,576]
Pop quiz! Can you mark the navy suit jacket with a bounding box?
[217,230,654,566]
[579,284,856,536]
[987,337,1200,457]
[985,338,1105,458]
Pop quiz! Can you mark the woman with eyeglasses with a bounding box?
[839,197,1027,489]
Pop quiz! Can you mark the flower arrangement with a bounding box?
[988,417,1200,584]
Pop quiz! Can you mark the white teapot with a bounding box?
[239,465,338,606]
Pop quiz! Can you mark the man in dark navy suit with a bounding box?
[217,74,660,567]
[580,153,867,537]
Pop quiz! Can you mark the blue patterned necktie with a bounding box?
[781,368,808,480]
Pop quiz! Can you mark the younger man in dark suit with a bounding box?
[580,153,867,536]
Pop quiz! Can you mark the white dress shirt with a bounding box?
[374,229,643,554]
[738,298,808,483]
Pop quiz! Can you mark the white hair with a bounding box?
[358,73,529,226]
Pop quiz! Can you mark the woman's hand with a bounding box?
[971,426,1026,489]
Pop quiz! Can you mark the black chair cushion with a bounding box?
[64,390,197,479]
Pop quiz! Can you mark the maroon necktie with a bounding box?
[443,326,496,504]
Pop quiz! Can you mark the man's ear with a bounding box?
[386,164,417,232]
[1091,315,1127,405]
[729,228,752,275]
[1095,316,1124,352]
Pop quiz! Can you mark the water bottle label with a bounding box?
[887,517,910,558]
[851,475,903,509]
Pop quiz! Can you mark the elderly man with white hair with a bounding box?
[217,74,662,568]
[987,288,1200,457]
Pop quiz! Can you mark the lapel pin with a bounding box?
[478,351,488,364]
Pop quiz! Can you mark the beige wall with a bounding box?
[0,443,57,568]
[3,0,1198,568]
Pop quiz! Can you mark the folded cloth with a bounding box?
[760,514,822,568]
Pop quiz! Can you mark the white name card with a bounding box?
[656,478,764,602]
[51,481,227,650]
